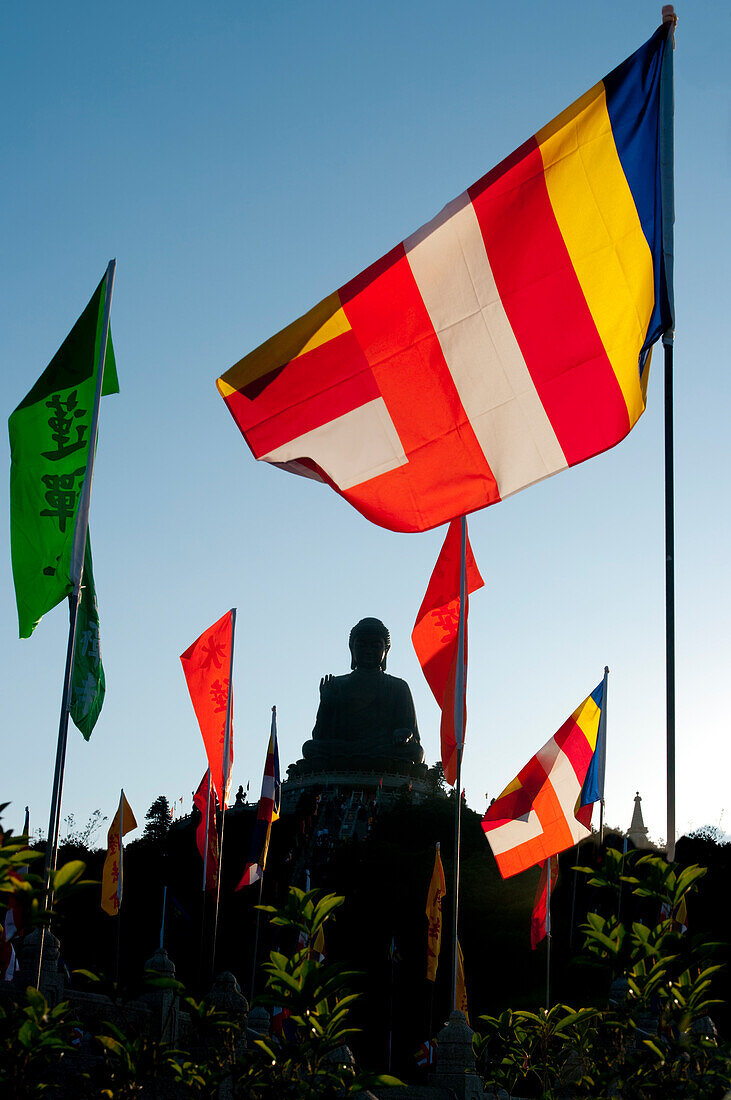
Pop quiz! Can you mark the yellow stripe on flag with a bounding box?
[572,694,601,752]
[217,291,349,396]
[537,83,655,428]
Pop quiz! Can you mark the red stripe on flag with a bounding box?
[338,245,499,531]
[554,716,596,784]
[228,330,377,457]
[468,139,629,466]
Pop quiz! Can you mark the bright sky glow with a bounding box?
[2,1,729,847]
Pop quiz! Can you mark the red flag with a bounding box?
[180,610,235,808]
[193,770,219,893]
[530,858,559,950]
[412,519,483,785]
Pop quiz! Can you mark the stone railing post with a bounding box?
[208,971,249,1058]
[430,1009,484,1100]
[140,947,179,1043]
[14,929,65,1005]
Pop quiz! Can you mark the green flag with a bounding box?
[9,272,118,638]
[69,535,105,740]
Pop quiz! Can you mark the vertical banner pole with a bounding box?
[450,515,467,1012]
[37,260,116,989]
[569,841,580,947]
[199,767,212,981]
[387,936,396,1072]
[212,608,236,976]
[660,6,676,861]
[664,334,676,861]
[249,876,265,1004]
[203,768,212,894]
[115,789,123,985]
[545,855,552,1010]
[599,665,609,846]
[159,884,168,951]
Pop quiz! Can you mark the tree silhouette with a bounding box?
[142,795,170,844]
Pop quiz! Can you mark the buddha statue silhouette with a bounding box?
[298,617,424,772]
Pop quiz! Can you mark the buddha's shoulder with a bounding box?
[382,672,412,691]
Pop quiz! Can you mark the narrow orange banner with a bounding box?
[180,610,235,807]
[412,520,483,785]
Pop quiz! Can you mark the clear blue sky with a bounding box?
[2,2,729,848]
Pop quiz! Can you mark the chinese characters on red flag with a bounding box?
[412,519,483,785]
[180,610,235,808]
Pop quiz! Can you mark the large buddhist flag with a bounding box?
[217,25,673,534]
[482,681,606,878]
[193,769,219,894]
[412,520,484,785]
[9,271,118,637]
[180,610,235,808]
[425,842,446,981]
[101,791,137,916]
[236,708,281,889]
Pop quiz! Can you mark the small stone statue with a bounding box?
[234,784,245,806]
[298,617,424,773]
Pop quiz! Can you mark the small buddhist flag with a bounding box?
[101,791,137,916]
[482,680,606,877]
[180,610,236,808]
[412,519,483,785]
[425,842,446,981]
[9,270,118,638]
[236,707,281,888]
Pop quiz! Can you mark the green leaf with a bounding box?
[52,860,86,890]
[72,968,101,983]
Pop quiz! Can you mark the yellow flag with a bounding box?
[101,791,137,916]
[456,940,469,1023]
[425,842,446,981]
[312,924,325,959]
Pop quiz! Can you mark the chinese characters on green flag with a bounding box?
[69,536,105,740]
[8,272,118,639]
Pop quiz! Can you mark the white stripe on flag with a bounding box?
[405,193,567,498]
[261,775,277,802]
[261,396,407,490]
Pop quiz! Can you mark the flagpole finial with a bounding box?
[662,5,677,44]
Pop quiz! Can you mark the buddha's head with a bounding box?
[349,617,390,672]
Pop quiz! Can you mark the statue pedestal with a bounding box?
[281,767,429,814]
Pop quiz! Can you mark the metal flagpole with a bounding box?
[159,885,168,950]
[660,6,677,861]
[37,261,117,990]
[545,855,552,1009]
[212,609,236,976]
[451,515,468,1012]
[203,768,212,894]
[199,767,212,980]
[115,789,124,985]
[249,876,265,1004]
[599,666,609,846]
[569,841,580,948]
